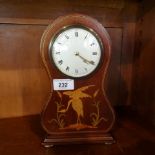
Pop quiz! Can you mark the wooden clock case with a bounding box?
[40,14,115,147]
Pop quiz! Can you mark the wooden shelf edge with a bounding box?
[0,17,123,28]
[0,17,52,25]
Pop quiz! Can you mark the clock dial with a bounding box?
[49,27,103,78]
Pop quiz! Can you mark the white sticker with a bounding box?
[53,79,74,90]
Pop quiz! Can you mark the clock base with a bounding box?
[42,133,115,147]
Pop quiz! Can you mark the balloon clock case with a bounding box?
[40,14,115,147]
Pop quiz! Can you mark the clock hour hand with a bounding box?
[75,52,95,65]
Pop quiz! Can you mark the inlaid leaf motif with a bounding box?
[57,91,62,99]
[91,90,108,127]
[93,89,99,98]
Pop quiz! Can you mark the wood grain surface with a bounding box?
[132,6,155,127]
[0,114,155,154]
[0,0,138,118]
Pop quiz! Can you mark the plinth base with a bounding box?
[42,133,115,147]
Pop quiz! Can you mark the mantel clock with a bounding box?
[40,14,115,147]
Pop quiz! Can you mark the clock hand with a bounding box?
[75,52,88,64]
[75,52,95,65]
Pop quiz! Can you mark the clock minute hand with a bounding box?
[75,52,95,65]
[78,54,95,65]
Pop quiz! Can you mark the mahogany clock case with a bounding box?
[40,14,115,146]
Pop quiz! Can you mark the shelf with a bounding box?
[0,114,155,155]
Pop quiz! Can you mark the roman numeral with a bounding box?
[66,66,69,71]
[55,52,60,54]
[92,52,97,55]
[75,69,78,73]
[90,42,95,46]
[84,34,88,40]
[65,35,69,39]
[58,60,63,65]
[84,68,87,72]
[75,32,78,37]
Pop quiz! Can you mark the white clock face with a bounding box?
[49,26,102,78]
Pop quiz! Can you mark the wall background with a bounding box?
[0,0,139,118]
[132,1,155,127]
